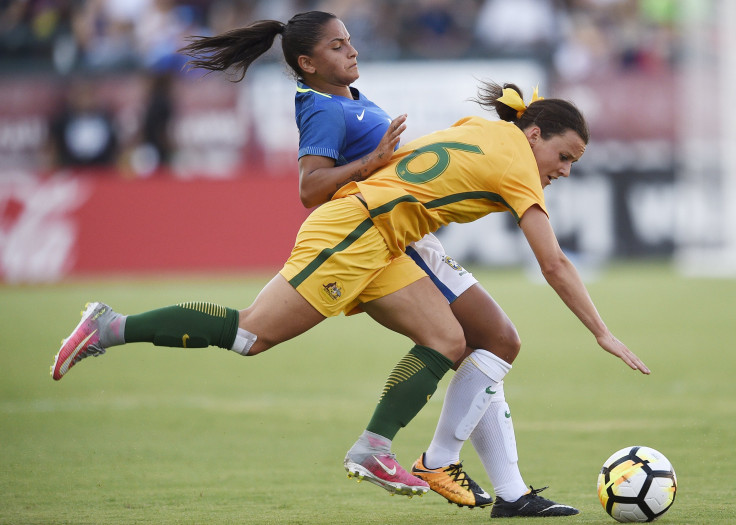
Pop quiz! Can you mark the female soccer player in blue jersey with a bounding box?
[51,11,650,518]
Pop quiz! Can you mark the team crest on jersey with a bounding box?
[443,256,468,276]
[320,280,344,302]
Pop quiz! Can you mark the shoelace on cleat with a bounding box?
[444,462,486,496]
[526,485,550,498]
[71,343,106,365]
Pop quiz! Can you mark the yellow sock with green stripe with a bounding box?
[124,302,239,349]
[366,345,453,440]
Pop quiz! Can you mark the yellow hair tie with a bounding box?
[497,85,544,119]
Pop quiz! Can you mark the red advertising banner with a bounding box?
[0,174,308,283]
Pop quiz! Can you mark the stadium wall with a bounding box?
[0,174,308,283]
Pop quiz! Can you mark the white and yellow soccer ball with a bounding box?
[597,446,677,522]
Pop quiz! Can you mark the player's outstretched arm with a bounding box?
[519,205,650,374]
[298,114,407,208]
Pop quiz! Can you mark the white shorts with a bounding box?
[406,233,478,304]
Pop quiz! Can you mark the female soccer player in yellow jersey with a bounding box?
[172,12,578,515]
[51,12,649,518]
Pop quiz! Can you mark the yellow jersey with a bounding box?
[333,116,547,256]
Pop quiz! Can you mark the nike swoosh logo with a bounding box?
[62,330,98,369]
[478,489,491,498]
[373,455,396,476]
[356,109,365,121]
[486,386,496,394]
[182,334,189,348]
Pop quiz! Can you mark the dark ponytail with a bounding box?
[180,11,337,82]
[181,21,284,81]
[474,81,590,144]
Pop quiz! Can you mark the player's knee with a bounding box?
[480,322,520,364]
[499,323,521,361]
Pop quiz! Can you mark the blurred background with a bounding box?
[0,0,733,283]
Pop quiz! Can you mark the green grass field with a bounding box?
[1,263,734,524]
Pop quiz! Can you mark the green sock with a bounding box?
[366,345,453,440]
[124,302,239,349]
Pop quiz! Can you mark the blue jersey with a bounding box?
[295,81,393,166]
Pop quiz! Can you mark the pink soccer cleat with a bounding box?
[344,452,429,497]
[50,302,113,381]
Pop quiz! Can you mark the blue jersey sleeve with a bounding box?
[297,98,346,161]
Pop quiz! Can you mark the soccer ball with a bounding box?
[597,446,677,522]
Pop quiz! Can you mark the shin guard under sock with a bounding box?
[124,302,239,349]
[366,345,453,440]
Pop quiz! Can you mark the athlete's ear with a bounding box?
[524,125,541,147]
[298,55,316,75]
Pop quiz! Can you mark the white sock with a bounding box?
[469,383,528,502]
[424,350,510,468]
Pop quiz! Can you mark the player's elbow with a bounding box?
[538,252,569,282]
[299,188,323,209]
[299,190,314,209]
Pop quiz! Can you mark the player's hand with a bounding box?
[373,114,407,167]
[596,332,651,375]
